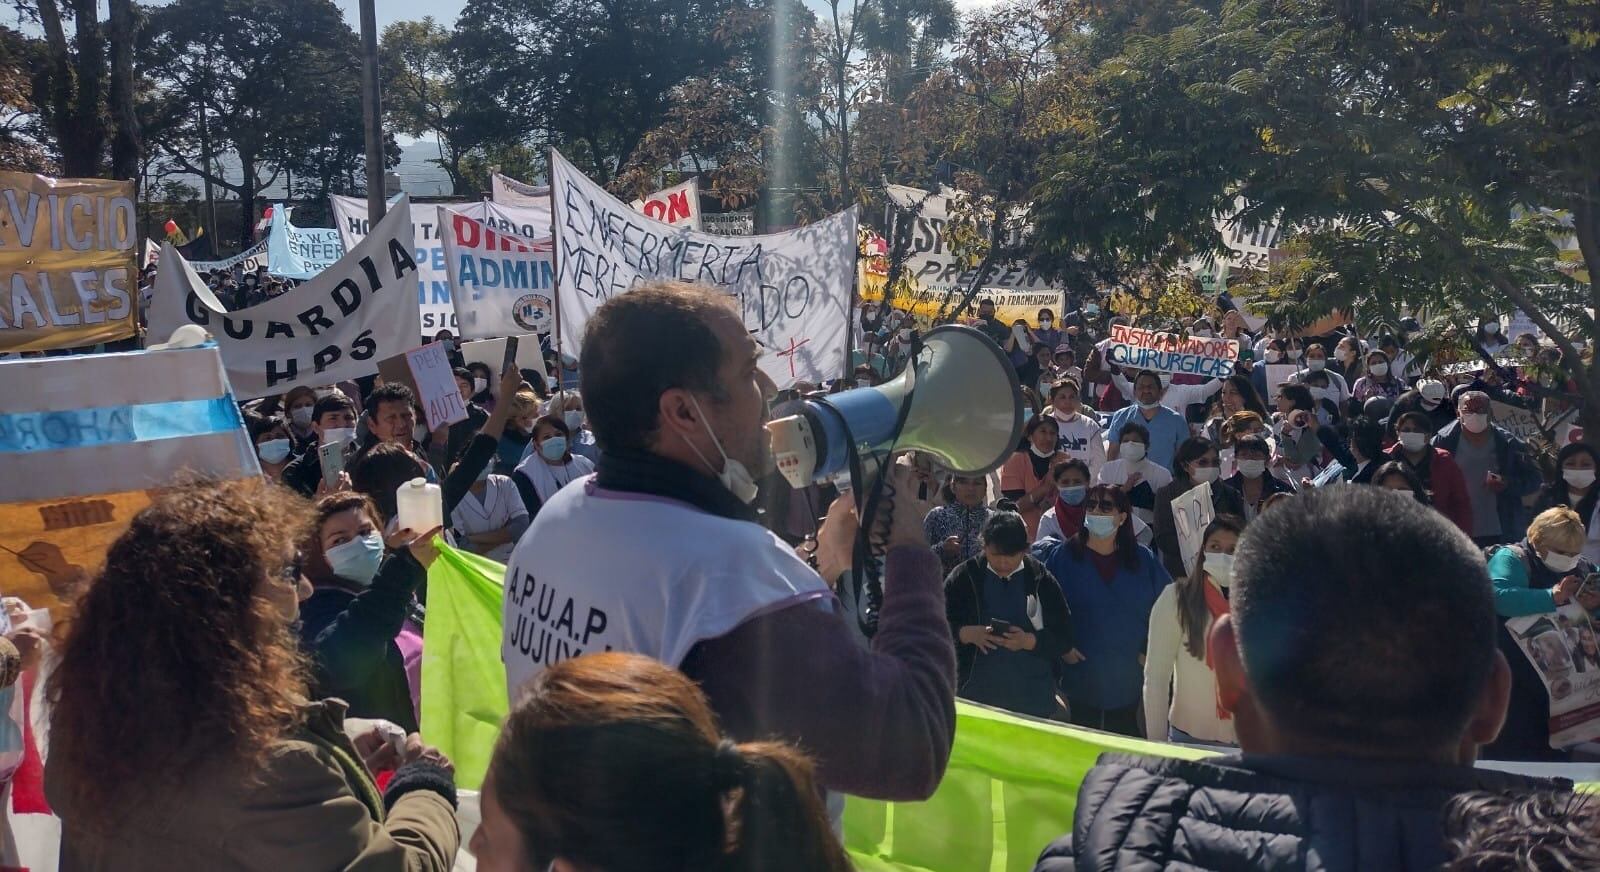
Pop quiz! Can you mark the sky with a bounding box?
[331,0,999,32]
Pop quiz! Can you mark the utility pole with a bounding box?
[359,0,386,222]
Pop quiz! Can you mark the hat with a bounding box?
[1054,344,1073,355]
[1418,379,1447,404]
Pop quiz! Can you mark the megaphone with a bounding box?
[768,324,1022,488]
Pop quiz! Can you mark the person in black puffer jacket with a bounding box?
[1034,486,1570,872]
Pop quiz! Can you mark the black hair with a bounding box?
[365,382,416,419]
[1222,374,1270,417]
[1347,416,1383,461]
[1173,437,1217,483]
[312,392,357,425]
[452,366,474,383]
[1022,413,1060,442]
[1232,486,1496,754]
[1278,383,1314,412]
[980,511,1030,555]
[1051,458,1090,484]
[1134,369,1163,390]
[1117,421,1150,445]
[1394,410,1433,433]
[579,282,730,454]
[1374,460,1430,505]
[1234,435,1270,458]
[1442,791,1600,871]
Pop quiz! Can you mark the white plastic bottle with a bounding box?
[394,478,444,533]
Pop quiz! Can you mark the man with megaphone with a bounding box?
[500,281,959,804]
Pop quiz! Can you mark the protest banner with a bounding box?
[1171,481,1215,575]
[150,198,422,399]
[0,172,138,352]
[702,211,755,236]
[409,341,470,431]
[550,148,855,386]
[265,204,344,279]
[147,238,271,275]
[491,171,550,211]
[461,335,549,381]
[1493,400,1580,447]
[1506,603,1600,748]
[878,183,1054,294]
[1105,323,1239,379]
[440,209,555,340]
[332,197,551,333]
[0,345,258,614]
[630,177,701,230]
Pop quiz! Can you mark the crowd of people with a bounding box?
[6,280,1600,870]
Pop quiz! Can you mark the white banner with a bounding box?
[266,205,343,279]
[631,177,701,230]
[331,197,551,335]
[150,198,422,399]
[441,208,555,340]
[146,238,269,275]
[491,172,550,211]
[551,149,854,387]
[884,183,1051,293]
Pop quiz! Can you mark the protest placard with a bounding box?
[0,172,138,352]
[550,148,855,386]
[266,205,343,279]
[1265,364,1298,399]
[630,177,701,230]
[1506,603,1600,748]
[1172,480,1214,575]
[0,345,258,613]
[408,341,470,431]
[491,171,550,211]
[1310,461,1346,488]
[440,209,555,340]
[1105,324,1239,379]
[461,335,549,381]
[150,198,422,399]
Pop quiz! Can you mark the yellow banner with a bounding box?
[858,272,1065,329]
[0,172,139,352]
[0,490,152,614]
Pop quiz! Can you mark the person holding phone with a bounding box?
[1435,390,1540,548]
[945,512,1073,718]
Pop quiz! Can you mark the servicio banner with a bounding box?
[0,172,138,352]
[1106,323,1239,378]
[266,205,344,279]
[550,149,854,387]
[440,209,555,340]
[150,198,423,398]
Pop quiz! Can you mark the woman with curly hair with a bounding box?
[471,652,851,872]
[44,479,460,871]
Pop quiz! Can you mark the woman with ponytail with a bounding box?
[471,652,852,872]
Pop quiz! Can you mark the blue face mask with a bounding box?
[540,436,569,461]
[326,532,384,586]
[1059,485,1087,505]
[1083,514,1118,538]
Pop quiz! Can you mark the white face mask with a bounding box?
[1190,465,1220,484]
[1286,349,1302,360]
[1460,413,1490,434]
[257,439,292,465]
[1307,358,1326,371]
[1564,468,1597,490]
[1369,362,1389,377]
[684,394,760,504]
[290,405,314,427]
[1194,329,1213,338]
[1483,322,1501,335]
[1543,551,1580,574]
[322,427,355,446]
[1420,397,1442,411]
[1040,318,1053,328]
[1264,350,1281,364]
[1204,551,1235,587]
[1121,442,1147,463]
[1398,431,1428,453]
[473,377,488,394]
[562,410,585,431]
[1237,459,1266,479]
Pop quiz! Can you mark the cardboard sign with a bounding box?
[409,341,470,431]
[461,335,549,382]
[1106,324,1239,379]
[0,172,138,352]
[1265,364,1298,399]
[1506,603,1600,748]
[1310,461,1346,488]
[1172,480,1215,576]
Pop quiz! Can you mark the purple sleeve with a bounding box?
[680,545,957,801]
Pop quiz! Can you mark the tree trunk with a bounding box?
[239,149,257,250]
[65,0,106,176]
[107,0,140,181]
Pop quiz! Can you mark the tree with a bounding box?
[20,0,141,177]
[381,17,470,195]
[1029,0,1600,430]
[453,0,761,184]
[0,27,55,172]
[142,0,375,246]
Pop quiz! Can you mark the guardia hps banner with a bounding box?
[149,198,422,399]
[0,173,138,352]
[550,149,855,387]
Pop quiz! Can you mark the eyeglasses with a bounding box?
[280,553,303,582]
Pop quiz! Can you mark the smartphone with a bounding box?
[319,437,350,488]
[986,618,1013,636]
[501,335,520,377]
